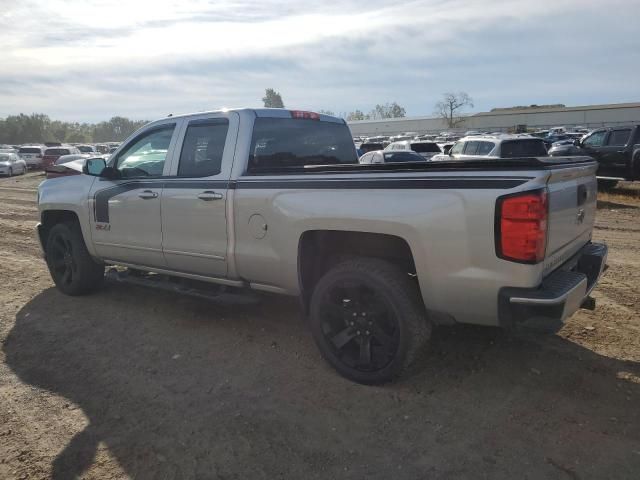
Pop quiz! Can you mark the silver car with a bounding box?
[18,145,45,168]
[0,152,28,176]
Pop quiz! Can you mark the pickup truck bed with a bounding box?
[36,108,607,384]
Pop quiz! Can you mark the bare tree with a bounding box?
[434,92,473,128]
[262,88,284,108]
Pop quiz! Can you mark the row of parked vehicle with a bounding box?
[0,142,121,176]
[355,125,640,187]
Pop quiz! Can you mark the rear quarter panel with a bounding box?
[233,171,551,326]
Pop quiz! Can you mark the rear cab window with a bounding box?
[19,147,41,154]
[248,117,357,173]
[410,143,440,153]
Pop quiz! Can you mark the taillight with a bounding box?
[290,110,320,120]
[496,189,548,263]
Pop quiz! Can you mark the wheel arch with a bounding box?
[297,230,420,314]
[39,210,81,252]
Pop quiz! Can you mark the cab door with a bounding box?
[599,128,632,177]
[160,112,239,277]
[89,121,180,267]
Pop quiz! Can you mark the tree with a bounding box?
[434,92,474,128]
[346,103,406,121]
[346,110,366,121]
[368,102,406,120]
[262,88,284,108]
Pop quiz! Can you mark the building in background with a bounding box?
[348,102,640,136]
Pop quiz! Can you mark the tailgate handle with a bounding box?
[577,184,587,206]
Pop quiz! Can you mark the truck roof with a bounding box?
[152,108,346,125]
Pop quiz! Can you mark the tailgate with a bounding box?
[545,161,598,264]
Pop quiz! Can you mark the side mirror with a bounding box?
[83,158,107,176]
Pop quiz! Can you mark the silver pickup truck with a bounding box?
[37,108,607,384]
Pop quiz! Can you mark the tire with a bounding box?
[597,179,618,191]
[45,222,105,295]
[7,168,12,177]
[309,258,431,384]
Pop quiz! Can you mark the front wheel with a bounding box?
[7,168,12,177]
[45,222,105,295]
[309,258,431,384]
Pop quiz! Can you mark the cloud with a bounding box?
[0,0,638,122]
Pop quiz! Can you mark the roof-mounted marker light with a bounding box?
[290,110,320,120]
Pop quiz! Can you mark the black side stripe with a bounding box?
[93,177,530,223]
[94,180,229,222]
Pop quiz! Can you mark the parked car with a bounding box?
[0,152,28,176]
[359,142,385,154]
[384,141,441,160]
[42,146,81,169]
[45,154,90,179]
[77,145,97,154]
[18,145,45,168]
[37,108,606,384]
[549,125,640,188]
[432,134,548,161]
[359,150,425,164]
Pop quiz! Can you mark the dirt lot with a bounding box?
[0,172,639,479]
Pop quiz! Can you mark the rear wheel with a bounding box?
[46,222,104,295]
[309,258,431,384]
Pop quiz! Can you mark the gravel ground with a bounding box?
[0,172,639,480]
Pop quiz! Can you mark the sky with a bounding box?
[1,0,639,123]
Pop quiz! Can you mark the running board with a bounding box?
[105,268,261,305]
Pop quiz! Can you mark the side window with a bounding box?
[463,141,480,155]
[177,119,229,177]
[477,141,495,155]
[116,125,175,178]
[583,130,606,147]
[449,142,464,155]
[607,129,631,146]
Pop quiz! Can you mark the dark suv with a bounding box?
[549,126,640,187]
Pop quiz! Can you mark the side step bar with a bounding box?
[105,268,262,305]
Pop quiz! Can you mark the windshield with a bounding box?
[500,139,548,158]
[248,118,357,172]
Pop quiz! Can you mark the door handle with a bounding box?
[197,191,223,201]
[138,190,158,199]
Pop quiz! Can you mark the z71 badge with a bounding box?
[95,223,111,231]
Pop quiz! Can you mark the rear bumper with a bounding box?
[498,242,608,331]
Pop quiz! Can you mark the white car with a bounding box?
[359,149,425,164]
[0,152,28,176]
[431,134,548,161]
[18,145,45,168]
[384,140,442,160]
